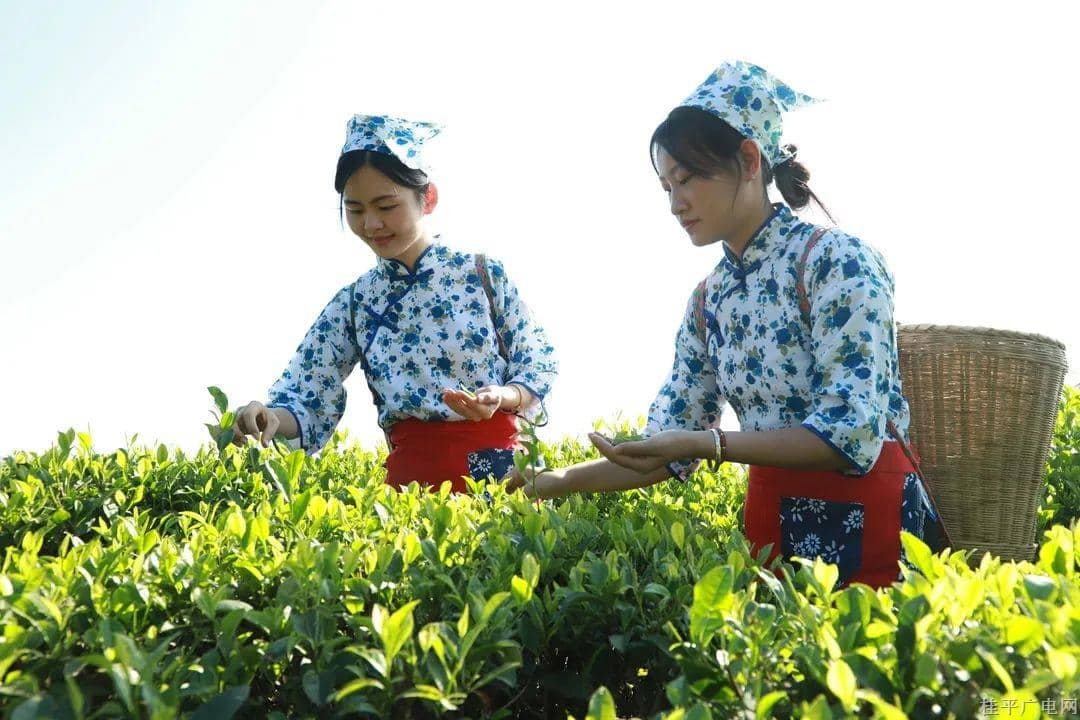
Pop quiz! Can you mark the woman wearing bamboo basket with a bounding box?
[513,61,945,588]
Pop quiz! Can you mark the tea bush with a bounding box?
[1,390,1078,719]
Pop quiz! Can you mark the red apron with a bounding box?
[745,441,915,589]
[384,413,519,493]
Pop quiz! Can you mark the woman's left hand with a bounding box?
[588,429,698,474]
[442,385,518,421]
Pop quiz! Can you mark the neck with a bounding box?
[392,231,433,270]
[724,200,774,258]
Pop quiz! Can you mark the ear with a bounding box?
[422,183,439,215]
[738,139,764,182]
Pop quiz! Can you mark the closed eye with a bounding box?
[346,205,399,213]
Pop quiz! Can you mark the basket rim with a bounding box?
[897,323,1067,350]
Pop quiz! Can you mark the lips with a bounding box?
[681,220,699,231]
[369,235,395,245]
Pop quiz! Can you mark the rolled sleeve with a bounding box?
[800,235,897,475]
[645,290,723,481]
[268,284,362,453]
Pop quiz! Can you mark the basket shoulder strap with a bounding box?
[886,420,953,547]
[795,227,829,328]
[691,279,708,348]
[475,253,510,363]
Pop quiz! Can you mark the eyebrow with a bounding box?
[343,194,399,205]
[657,163,685,184]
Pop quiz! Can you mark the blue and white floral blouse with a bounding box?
[646,203,911,480]
[268,242,558,452]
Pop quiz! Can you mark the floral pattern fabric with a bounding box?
[268,242,558,453]
[646,203,911,480]
[780,496,865,585]
[781,473,933,584]
[646,202,937,578]
[340,114,443,172]
[679,60,818,167]
[467,448,517,482]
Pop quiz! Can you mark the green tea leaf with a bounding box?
[333,678,384,702]
[286,449,305,490]
[208,386,229,415]
[216,428,235,451]
[380,600,419,667]
[1004,616,1043,652]
[914,651,938,687]
[302,670,336,707]
[812,558,839,595]
[511,575,532,605]
[801,695,833,720]
[1022,573,1056,601]
[480,591,509,625]
[854,690,906,720]
[1048,647,1078,679]
[11,696,62,720]
[584,686,615,720]
[689,565,733,643]
[191,685,249,720]
[976,647,1015,693]
[290,490,312,525]
[522,552,540,589]
[670,522,685,550]
[826,659,856,711]
[900,531,934,576]
[225,509,246,539]
[456,603,469,639]
[216,600,252,614]
[756,690,787,719]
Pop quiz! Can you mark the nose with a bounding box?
[669,188,688,217]
[363,213,384,232]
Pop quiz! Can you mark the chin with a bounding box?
[367,239,403,259]
[688,230,717,247]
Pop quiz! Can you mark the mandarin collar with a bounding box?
[720,203,800,267]
[376,239,443,281]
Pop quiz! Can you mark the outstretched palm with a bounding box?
[588,430,694,474]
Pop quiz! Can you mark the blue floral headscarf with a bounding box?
[679,60,818,167]
[335,114,443,190]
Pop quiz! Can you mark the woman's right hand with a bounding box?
[506,464,565,498]
[232,401,281,447]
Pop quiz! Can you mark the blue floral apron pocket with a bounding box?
[467,447,517,482]
[900,473,929,538]
[780,496,864,585]
[898,471,949,572]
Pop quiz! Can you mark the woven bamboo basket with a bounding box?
[897,325,1068,563]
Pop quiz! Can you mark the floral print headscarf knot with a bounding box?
[679,60,818,167]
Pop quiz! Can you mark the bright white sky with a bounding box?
[2,1,1077,456]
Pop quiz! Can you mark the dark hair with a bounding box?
[335,149,430,222]
[650,106,832,221]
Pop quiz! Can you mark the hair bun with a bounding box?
[773,145,812,210]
